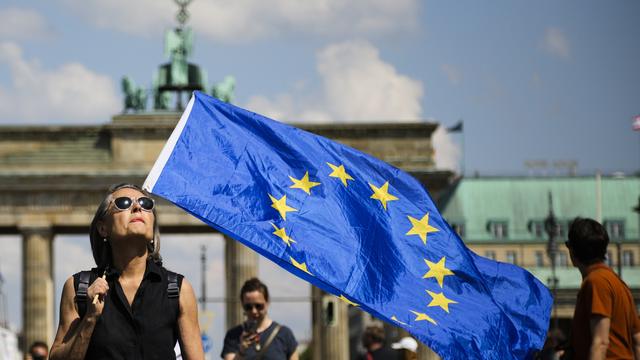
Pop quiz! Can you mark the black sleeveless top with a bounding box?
[73,260,183,360]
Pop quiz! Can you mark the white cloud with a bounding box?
[62,0,418,41]
[246,40,423,123]
[61,0,174,37]
[0,7,52,41]
[541,27,570,59]
[432,125,462,172]
[0,42,120,124]
[316,41,423,121]
[244,94,296,123]
[441,63,462,85]
[245,40,461,172]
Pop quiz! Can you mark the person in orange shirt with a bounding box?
[566,218,640,359]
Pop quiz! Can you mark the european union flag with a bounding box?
[143,91,552,359]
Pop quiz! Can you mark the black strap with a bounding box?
[75,270,92,318]
[74,269,181,317]
[167,271,179,298]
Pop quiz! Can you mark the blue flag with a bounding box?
[143,91,552,360]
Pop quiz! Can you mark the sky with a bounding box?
[0,0,639,356]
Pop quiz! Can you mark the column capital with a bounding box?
[17,213,53,236]
[18,224,53,237]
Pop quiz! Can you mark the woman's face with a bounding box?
[242,290,269,323]
[98,187,155,243]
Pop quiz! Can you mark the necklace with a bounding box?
[254,334,262,351]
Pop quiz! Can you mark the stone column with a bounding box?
[21,226,54,350]
[417,342,441,360]
[224,236,258,330]
[311,286,349,359]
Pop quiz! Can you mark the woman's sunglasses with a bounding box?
[112,196,155,212]
[243,303,265,311]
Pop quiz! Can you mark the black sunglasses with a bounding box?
[112,196,155,212]
[243,303,265,311]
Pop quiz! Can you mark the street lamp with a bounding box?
[200,245,207,310]
[544,192,560,331]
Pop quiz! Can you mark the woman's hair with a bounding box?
[239,277,270,303]
[89,183,162,269]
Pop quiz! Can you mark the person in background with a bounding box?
[27,341,49,360]
[221,277,298,360]
[565,217,640,359]
[391,337,417,360]
[358,324,399,360]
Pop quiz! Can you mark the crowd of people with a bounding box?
[18,183,638,359]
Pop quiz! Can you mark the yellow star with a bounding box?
[289,171,321,195]
[409,310,437,325]
[338,295,359,306]
[369,181,399,210]
[290,257,312,275]
[426,290,457,313]
[423,257,454,288]
[391,315,408,325]
[271,223,296,246]
[269,194,297,220]
[327,162,354,187]
[406,212,439,245]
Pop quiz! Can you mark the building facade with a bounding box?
[439,176,640,332]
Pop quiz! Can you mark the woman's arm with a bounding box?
[49,275,108,360]
[177,278,205,360]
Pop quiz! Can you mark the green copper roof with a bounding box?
[440,176,640,243]
[527,267,640,289]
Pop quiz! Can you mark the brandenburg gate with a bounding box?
[0,115,451,357]
[0,1,452,357]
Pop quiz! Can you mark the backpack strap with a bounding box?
[74,268,181,317]
[74,270,92,318]
[167,270,180,298]
[256,324,281,360]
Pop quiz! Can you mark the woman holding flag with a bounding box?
[50,183,204,359]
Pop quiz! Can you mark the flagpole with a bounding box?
[461,120,465,176]
[447,119,465,176]
[633,115,640,170]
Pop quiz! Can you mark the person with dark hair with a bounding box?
[358,324,399,360]
[27,340,49,360]
[566,217,640,359]
[221,277,298,359]
[49,183,204,359]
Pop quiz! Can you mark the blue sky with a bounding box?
[0,0,639,355]
[1,0,638,174]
